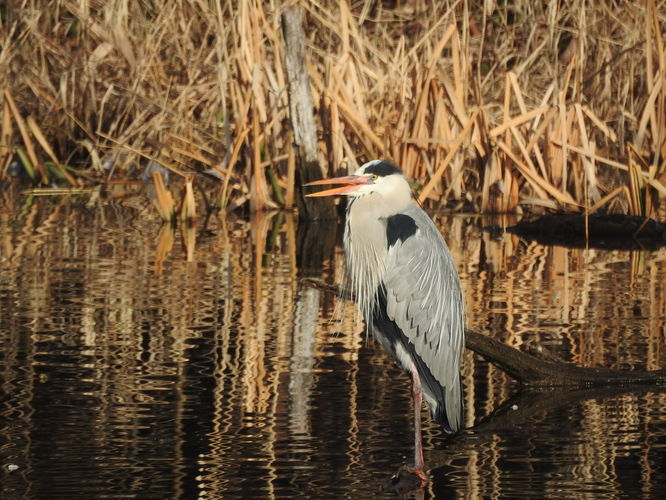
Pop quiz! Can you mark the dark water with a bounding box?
[1,199,665,499]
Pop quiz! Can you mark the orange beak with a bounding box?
[304,175,371,197]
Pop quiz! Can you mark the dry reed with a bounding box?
[0,1,664,216]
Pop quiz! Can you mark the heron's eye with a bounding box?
[370,174,379,181]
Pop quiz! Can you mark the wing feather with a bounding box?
[384,204,465,430]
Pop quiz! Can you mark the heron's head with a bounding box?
[305,160,411,202]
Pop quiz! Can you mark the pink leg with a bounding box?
[411,365,425,472]
[385,365,427,493]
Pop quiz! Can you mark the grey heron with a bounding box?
[306,160,465,480]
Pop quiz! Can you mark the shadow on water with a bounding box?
[426,385,666,499]
[1,196,665,499]
[498,213,666,251]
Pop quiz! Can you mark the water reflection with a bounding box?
[0,197,665,499]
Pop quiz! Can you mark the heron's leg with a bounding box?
[385,365,427,492]
[411,365,424,471]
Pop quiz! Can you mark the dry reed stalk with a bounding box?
[250,109,268,212]
[219,124,250,210]
[329,97,343,171]
[580,106,617,143]
[314,65,383,153]
[181,178,196,223]
[19,187,93,196]
[636,74,663,153]
[496,139,576,208]
[168,144,216,169]
[26,116,78,186]
[509,126,549,201]
[1,1,664,216]
[4,90,47,184]
[489,107,551,141]
[1,98,12,177]
[418,110,478,203]
[586,186,625,215]
[554,141,666,198]
[404,24,458,179]
[151,170,175,222]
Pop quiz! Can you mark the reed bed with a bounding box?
[1,0,665,217]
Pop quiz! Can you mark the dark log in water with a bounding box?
[466,328,666,387]
[501,214,666,250]
[282,6,336,221]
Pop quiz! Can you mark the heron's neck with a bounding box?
[345,209,384,323]
[344,190,412,323]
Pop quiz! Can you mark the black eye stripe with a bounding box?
[364,161,401,177]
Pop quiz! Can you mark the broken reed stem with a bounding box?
[251,109,268,211]
[181,177,196,223]
[152,170,176,222]
[26,116,78,186]
[4,89,47,184]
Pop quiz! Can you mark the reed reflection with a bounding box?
[0,200,664,499]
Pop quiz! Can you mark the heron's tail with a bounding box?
[413,352,463,433]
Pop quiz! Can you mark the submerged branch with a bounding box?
[465,328,666,387]
[303,278,666,387]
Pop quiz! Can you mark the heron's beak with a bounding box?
[304,175,370,197]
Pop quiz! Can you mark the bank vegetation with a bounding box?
[1,1,665,219]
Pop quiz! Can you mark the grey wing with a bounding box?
[384,204,465,431]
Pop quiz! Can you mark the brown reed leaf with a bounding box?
[580,105,617,143]
[555,140,666,198]
[151,170,175,222]
[636,74,663,153]
[181,177,197,222]
[219,124,250,210]
[496,139,577,207]
[509,126,549,201]
[586,186,625,215]
[574,104,600,205]
[250,109,269,212]
[26,116,78,186]
[627,151,642,216]
[317,66,383,153]
[490,107,550,139]
[169,145,216,168]
[4,90,47,184]
[1,98,11,176]
[419,111,478,202]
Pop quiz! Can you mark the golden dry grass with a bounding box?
[0,0,665,216]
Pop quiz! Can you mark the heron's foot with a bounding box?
[381,465,427,497]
